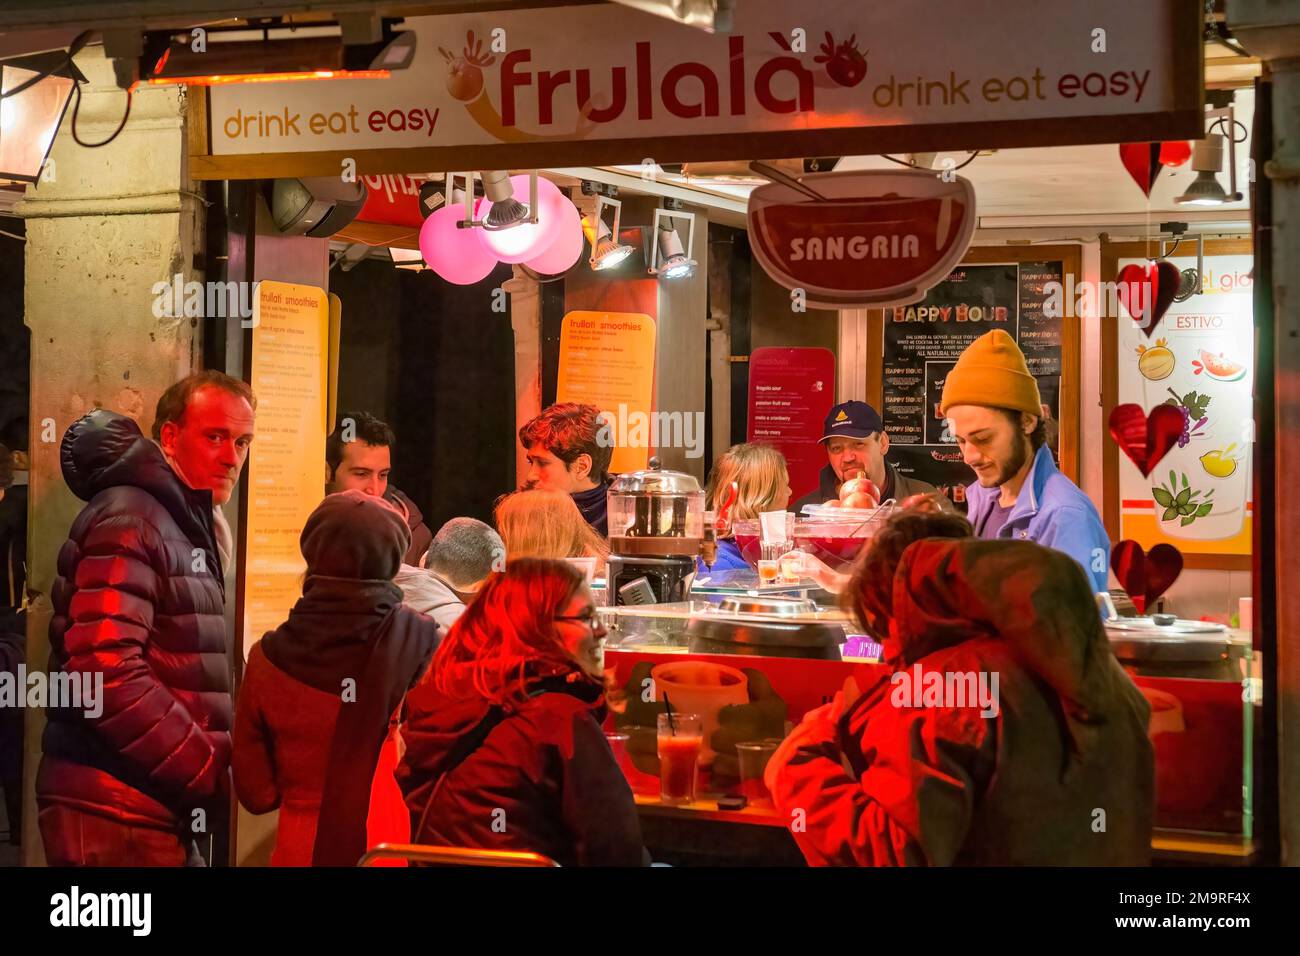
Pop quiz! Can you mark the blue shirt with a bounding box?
[964,445,1110,592]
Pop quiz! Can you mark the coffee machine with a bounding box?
[606,458,705,605]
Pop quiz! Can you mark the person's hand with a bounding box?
[708,669,788,784]
[763,692,843,797]
[782,550,849,594]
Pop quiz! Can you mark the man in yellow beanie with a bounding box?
[941,329,1109,591]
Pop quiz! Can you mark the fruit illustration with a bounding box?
[439,31,494,102]
[1136,338,1175,381]
[814,32,868,87]
[1199,443,1242,479]
[1152,470,1214,527]
[1163,387,1211,447]
[1191,349,1247,382]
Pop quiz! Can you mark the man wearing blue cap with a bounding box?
[793,400,943,512]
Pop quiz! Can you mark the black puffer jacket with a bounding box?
[38,410,231,830]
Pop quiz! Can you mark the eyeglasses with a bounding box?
[554,610,603,632]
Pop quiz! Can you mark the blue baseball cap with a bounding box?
[819,401,884,443]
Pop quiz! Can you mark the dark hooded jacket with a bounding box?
[770,537,1154,866]
[233,490,438,866]
[386,486,432,566]
[38,410,231,831]
[397,661,647,867]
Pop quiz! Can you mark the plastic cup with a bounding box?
[736,739,781,808]
[657,713,702,804]
[778,551,803,584]
[757,559,779,585]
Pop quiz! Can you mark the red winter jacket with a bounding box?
[38,410,231,831]
[397,664,647,867]
[769,537,1154,866]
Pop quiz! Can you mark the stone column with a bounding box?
[17,48,204,862]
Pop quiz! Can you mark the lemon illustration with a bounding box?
[1200,449,1238,478]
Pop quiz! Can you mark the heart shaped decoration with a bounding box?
[1116,260,1180,337]
[1111,539,1183,614]
[1119,142,1163,196]
[1109,403,1185,477]
[1158,140,1192,168]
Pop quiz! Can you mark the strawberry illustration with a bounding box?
[440,30,495,102]
[814,32,867,87]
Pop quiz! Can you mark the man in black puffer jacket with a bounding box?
[37,372,256,866]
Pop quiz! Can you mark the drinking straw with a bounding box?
[663,692,676,735]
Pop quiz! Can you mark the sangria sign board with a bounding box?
[747,169,976,309]
[200,0,1200,176]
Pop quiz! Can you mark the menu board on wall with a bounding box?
[1116,254,1254,557]
[747,347,837,504]
[555,310,656,475]
[242,281,329,658]
[881,261,1064,504]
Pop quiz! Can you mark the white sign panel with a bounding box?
[203,0,1199,172]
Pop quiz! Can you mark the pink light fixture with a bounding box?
[523,197,584,276]
[477,173,568,264]
[419,183,496,285]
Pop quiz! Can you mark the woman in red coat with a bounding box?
[233,491,439,866]
[397,558,647,866]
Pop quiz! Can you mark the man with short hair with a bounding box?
[38,370,256,866]
[395,517,504,631]
[792,400,943,512]
[325,410,432,565]
[518,402,613,535]
[941,328,1109,591]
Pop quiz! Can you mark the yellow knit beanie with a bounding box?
[940,329,1042,417]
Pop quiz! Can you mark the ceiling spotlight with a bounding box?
[480,169,533,230]
[1176,103,1244,207]
[649,208,697,279]
[585,195,635,271]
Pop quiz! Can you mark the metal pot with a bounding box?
[1103,614,1250,681]
[685,595,845,660]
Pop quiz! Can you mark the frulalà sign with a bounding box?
[192,0,1202,179]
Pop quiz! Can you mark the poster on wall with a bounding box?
[555,310,657,474]
[747,347,837,503]
[1116,254,1254,556]
[881,261,1064,505]
[242,281,329,659]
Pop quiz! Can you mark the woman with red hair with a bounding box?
[397,558,647,866]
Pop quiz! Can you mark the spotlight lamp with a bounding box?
[479,169,536,230]
[585,195,635,271]
[1175,103,1245,207]
[648,208,697,279]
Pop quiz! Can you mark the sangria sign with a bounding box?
[747,169,977,309]
[200,0,1200,175]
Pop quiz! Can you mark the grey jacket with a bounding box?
[395,565,467,633]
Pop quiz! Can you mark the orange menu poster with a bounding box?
[242,280,329,658]
[555,310,656,474]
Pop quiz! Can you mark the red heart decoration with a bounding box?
[1158,140,1192,167]
[1111,540,1183,614]
[1108,403,1185,477]
[1119,142,1163,196]
[1116,260,1180,337]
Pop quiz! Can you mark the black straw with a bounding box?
[663,692,676,735]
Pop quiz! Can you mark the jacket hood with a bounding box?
[301,490,410,581]
[888,537,1122,758]
[60,409,219,569]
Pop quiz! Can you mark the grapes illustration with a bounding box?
[1163,387,1211,447]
